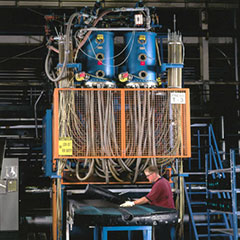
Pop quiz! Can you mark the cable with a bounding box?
[57,89,182,182]
[76,159,95,181]
[0,45,44,64]
[74,10,112,62]
[45,12,82,82]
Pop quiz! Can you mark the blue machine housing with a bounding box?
[42,109,53,177]
[123,31,157,85]
[81,31,115,83]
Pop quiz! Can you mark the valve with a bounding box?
[75,72,89,81]
[118,72,133,83]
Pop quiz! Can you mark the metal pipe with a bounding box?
[83,27,149,31]
[112,7,146,12]
[234,10,239,100]
[220,116,226,160]
[234,9,240,157]
[34,91,44,139]
[167,31,183,88]
[234,10,240,155]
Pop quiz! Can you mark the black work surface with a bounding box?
[69,199,178,226]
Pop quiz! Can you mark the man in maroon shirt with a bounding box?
[120,165,175,208]
[120,166,176,240]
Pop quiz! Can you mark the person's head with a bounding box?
[144,166,160,183]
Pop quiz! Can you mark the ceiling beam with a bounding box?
[0,36,43,44]
[0,1,238,9]
[0,35,233,44]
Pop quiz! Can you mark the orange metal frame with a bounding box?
[52,88,191,160]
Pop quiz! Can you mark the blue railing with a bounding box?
[206,124,233,240]
[184,181,199,240]
[230,149,239,240]
[208,124,225,174]
[184,123,233,240]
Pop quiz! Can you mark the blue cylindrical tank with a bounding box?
[123,32,157,86]
[81,32,115,84]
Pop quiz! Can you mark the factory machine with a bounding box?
[42,1,191,239]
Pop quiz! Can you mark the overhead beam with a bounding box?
[0,36,43,44]
[0,35,233,44]
[0,1,238,9]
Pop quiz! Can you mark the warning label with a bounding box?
[59,137,72,156]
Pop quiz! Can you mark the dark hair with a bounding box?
[144,166,159,174]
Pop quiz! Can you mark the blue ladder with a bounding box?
[184,123,231,239]
[184,180,230,239]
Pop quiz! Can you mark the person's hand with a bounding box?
[120,201,135,207]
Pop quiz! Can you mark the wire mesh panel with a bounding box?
[53,88,190,159]
[53,89,122,158]
[125,89,190,157]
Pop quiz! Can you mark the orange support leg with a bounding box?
[52,180,57,240]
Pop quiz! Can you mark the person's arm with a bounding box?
[134,196,150,205]
[120,196,150,207]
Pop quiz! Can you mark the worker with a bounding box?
[120,165,175,208]
[120,166,175,240]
